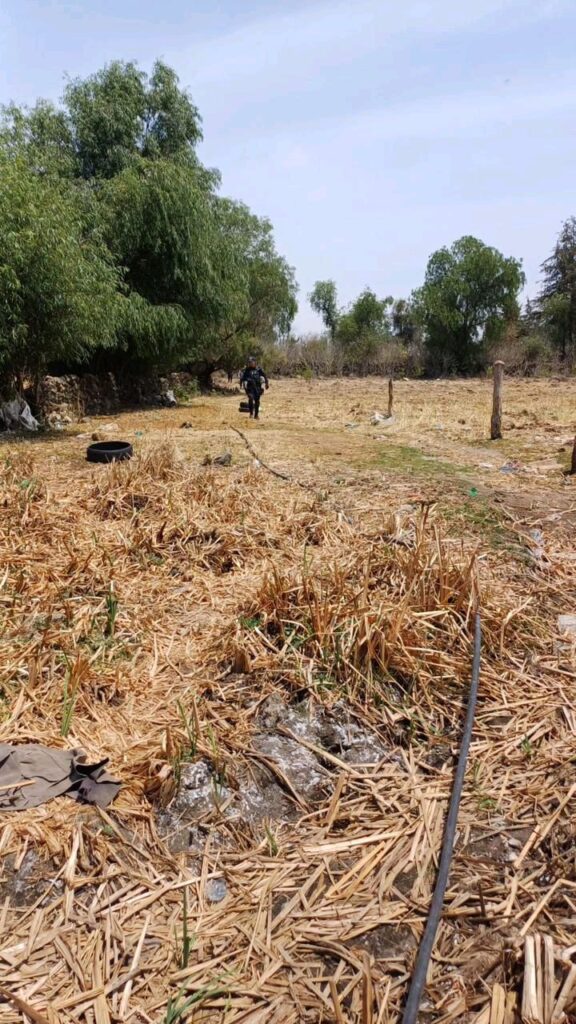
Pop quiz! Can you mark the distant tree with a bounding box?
[336,288,392,372]
[309,280,339,342]
[392,298,420,344]
[537,217,576,364]
[414,236,524,374]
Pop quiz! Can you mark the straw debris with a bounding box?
[1,389,576,1022]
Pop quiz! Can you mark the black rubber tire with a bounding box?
[86,441,133,464]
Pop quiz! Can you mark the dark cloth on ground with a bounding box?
[0,744,121,811]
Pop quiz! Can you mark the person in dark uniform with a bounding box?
[240,356,269,419]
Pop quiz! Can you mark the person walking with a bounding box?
[240,356,269,419]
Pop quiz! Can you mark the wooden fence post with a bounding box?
[388,377,393,419]
[490,361,504,440]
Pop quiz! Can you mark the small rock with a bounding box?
[92,432,103,441]
[478,462,494,469]
[345,423,360,429]
[528,529,545,564]
[213,452,232,467]
[558,615,576,638]
[180,422,193,429]
[206,877,228,903]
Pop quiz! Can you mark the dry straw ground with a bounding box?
[1,376,576,1024]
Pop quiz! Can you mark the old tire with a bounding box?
[86,441,133,464]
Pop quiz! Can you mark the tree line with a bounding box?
[282,223,575,378]
[1,59,574,397]
[0,60,297,396]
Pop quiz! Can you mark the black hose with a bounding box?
[401,611,482,1024]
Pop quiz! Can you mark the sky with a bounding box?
[1,0,575,333]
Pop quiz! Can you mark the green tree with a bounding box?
[0,99,76,178]
[309,280,339,342]
[0,157,120,393]
[64,60,201,179]
[0,59,296,391]
[537,217,576,364]
[392,298,420,344]
[414,236,524,374]
[335,288,392,373]
[203,201,297,379]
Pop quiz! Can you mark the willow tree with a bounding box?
[0,157,120,395]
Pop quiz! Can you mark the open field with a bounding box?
[1,376,576,1024]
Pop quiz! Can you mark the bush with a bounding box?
[490,325,559,376]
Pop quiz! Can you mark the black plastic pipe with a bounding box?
[401,611,482,1024]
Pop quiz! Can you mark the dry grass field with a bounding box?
[1,376,576,1024]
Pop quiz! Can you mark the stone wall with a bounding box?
[35,372,198,423]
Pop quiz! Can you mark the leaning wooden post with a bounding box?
[490,361,504,440]
[570,434,576,475]
[388,377,394,418]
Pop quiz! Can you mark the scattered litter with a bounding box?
[47,411,72,429]
[0,398,39,432]
[345,422,360,429]
[478,462,494,469]
[203,452,232,467]
[135,430,144,437]
[0,744,120,810]
[468,487,478,497]
[501,459,522,474]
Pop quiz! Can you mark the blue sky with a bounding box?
[1,0,575,332]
